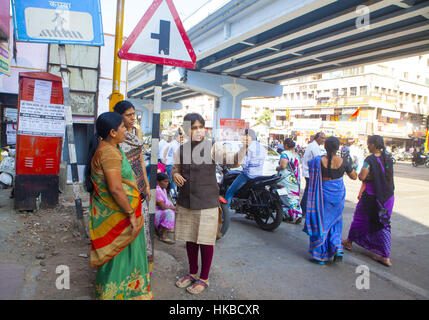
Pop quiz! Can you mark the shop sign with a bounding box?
[381,109,401,119]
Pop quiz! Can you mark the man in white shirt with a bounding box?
[300,132,326,217]
[158,135,168,163]
[163,132,182,197]
[225,129,267,205]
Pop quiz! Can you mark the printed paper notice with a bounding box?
[18,100,65,137]
[33,80,53,104]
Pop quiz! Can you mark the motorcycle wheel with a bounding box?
[425,160,429,168]
[412,160,418,167]
[217,202,231,240]
[253,197,283,231]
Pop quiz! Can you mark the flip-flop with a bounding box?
[371,254,392,267]
[186,279,209,294]
[342,240,352,251]
[175,274,197,288]
[159,237,175,244]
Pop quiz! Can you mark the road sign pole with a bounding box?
[109,0,125,111]
[58,44,86,239]
[148,64,163,260]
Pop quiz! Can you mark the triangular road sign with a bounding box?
[118,0,196,68]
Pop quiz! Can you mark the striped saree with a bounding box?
[303,156,345,262]
[89,141,152,300]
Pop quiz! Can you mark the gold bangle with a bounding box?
[125,209,134,215]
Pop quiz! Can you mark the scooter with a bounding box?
[0,147,15,189]
[411,153,429,168]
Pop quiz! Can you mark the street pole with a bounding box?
[109,0,125,111]
[58,44,86,239]
[148,64,163,261]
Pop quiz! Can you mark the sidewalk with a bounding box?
[0,185,235,300]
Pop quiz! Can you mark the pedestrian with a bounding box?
[300,132,326,216]
[172,113,250,294]
[303,136,357,264]
[350,140,364,173]
[342,135,395,267]
[158,134,168,173]
[163,132,182,198]
[84,112,153,300]
[224,129,267,206]
[155,172,176,244]
[114,100,153,272]
[276,138,303,224]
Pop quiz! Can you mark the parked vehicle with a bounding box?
[0,147,16,189]
[411,152,429,168]
[216,163,284,238]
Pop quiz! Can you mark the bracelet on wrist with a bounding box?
[125,209,134,215]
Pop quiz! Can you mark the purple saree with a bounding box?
[347,155,395,258]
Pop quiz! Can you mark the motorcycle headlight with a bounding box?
[216,172,223,183]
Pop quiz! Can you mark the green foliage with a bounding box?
[256,109,272,126]
[160,110,173,130]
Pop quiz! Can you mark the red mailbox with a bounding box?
[15,72,65,210]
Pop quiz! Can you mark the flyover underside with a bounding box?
[127,0,429,105]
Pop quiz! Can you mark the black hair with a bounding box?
[244,128,257,141]
[157,172,169,182]
[84,112,124,193]
[314,132,324,141]
[284,138,296,149]
[367,135,393,184]
[113,100,135,115]
[183,113,205,134]
[325,136,340,179]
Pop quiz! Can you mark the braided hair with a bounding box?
[325,136,340,179]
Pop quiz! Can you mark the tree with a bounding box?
[160,110,173,131]
[256,109,272,127]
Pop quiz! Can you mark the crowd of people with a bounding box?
[83,100,396,300]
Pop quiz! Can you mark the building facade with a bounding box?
[252,55,429,149]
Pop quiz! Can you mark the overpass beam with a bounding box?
[168,68,282,134]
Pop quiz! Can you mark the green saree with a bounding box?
[89,141,153,300]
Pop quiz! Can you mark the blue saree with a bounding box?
[303,156,345,262]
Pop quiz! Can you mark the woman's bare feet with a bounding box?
[342,239,352,251]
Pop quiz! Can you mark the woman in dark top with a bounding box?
[303,137,357,264]
[342,135,395,267]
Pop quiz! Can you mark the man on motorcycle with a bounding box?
[224,129,267,206]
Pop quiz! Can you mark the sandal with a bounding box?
[342,239,352,251]
[159,237,175,244]
[175,274,197,288]
[186,279,209,294]
[371,254,392,267]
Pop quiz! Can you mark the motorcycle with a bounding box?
[216,163,284,238]
[411,153,429,168]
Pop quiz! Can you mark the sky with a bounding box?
[101,0,212,37]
